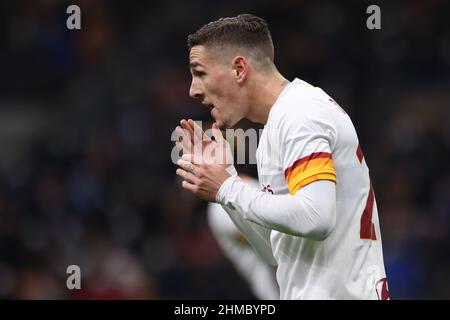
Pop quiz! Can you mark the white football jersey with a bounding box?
[256,78,388,299]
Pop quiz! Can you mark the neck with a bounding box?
[246,71,289,124]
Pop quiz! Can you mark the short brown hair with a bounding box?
[187,14,275,67]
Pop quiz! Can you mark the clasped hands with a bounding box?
[174,119,233,202]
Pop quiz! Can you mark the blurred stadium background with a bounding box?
[0,0,449,299]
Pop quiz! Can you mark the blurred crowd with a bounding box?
[0,0,449,299]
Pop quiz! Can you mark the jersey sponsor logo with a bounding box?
[261,184,274,194]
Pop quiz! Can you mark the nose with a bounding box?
[189,79,203,100]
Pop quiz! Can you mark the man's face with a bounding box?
[189,45,245,128]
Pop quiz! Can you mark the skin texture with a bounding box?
[175,44,289,201]
[176,120,232,201]
[188,45,248,129]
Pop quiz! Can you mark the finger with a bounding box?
[188,119,209,143]
[181,153,194,163]
[175,141,183,152]
[180,119,195,144]
[176,168,200,185]
[176,125,190,146]
[177,159,197,174]
[181,180,199,193]
[182,152,203,165]
[211,122,224,142]
[174,141,184,159]
[186,119,211,162]
[211,123,233,165]
[175,126,192,153]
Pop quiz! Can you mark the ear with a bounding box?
[232,56,249,84]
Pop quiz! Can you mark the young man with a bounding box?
[175,14,389,299]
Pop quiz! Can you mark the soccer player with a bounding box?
[207,174,279,300]
[175,14,389,299]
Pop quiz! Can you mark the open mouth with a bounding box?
[203,103,215,115]
[202,102,216,117]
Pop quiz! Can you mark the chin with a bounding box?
[213,120,227,130]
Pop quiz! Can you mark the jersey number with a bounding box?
[357,145,377,240]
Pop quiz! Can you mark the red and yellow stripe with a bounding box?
[284,152,336,194]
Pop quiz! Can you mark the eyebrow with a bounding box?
[189,62,204,69]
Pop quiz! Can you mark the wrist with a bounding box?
[216,175,239,204]
[225,165,238,177]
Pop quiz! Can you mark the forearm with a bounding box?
[216,177,336,241]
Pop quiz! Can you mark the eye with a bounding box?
[193,70,206,78]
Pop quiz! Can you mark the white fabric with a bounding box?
[216,78,388,300]
[225,165,238,177]
[217,178,336,240]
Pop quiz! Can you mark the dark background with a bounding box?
[0,0,449,299]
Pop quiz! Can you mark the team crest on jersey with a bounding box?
[261,184,274,194]
[375,277,389,300]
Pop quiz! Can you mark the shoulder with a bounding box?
[268,81,337,139]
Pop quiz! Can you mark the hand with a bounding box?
[175,119,233,167]
[176,154,231,202]
[174,119,233,202]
